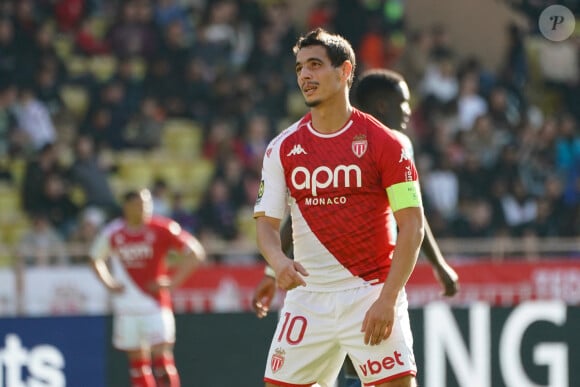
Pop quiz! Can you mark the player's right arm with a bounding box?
[251,216,293,317]
[89,223,124,293]
[254,126,308,292]
[256,216,307,291]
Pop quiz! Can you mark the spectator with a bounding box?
[151,178,172,217]
[16,212,69,266]
[68,134,119,217]
[12,84,57,152]
[500,179,538,236]
[154,0,193,37]
[34,63,64,116]
[18,20,65,88]
[181,57,212,122]
[456,71,487,132]
[241,112,271,169]
[197,177,238,245]
[75,16,111,55]
[20,143,65,216]
[0,18,18,78]
[500,23,528,96]
[487,85,520,133]
[202,117,245,166]
[306,0,335,31]
[451,198,495,238]
[113,56,143,115]
[68,206,106,264]
[396,29,433,90]
[423,154,460,222]
[420,50,458,104]
[54,0,86,33]
[170,191,199,234]
[106,0,160,59]
[38,173,80,239]
[0,82,18,157]
[464,114,510,169]
[124,95,165,150]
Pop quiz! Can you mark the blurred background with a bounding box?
[0,0,578,386]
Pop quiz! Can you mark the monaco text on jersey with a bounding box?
[117,243,154,263]
[290,164,362,197]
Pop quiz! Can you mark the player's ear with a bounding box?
[341,61,353,83]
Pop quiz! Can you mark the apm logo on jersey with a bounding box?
[271,347,286,373]
[352,134,367,158]
[291,164,362,197]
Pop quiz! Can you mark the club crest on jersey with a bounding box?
[271,348,285,373]
[352,134,367,158]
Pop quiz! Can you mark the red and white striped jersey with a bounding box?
[254,108,421,290]
[90,216,195,314]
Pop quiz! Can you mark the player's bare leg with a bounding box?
[376,374,417,387]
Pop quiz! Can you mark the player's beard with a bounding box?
[305,98,321,107]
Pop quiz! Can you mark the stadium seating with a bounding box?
[89,55,118,82]
[161,119,204,160]
[60,84,90,120]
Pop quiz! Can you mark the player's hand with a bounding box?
[252,275,276,318]
[108,282,125,294]
[147,276,172,294]
[274,259,308,291]
[433,264,459,297]
[361,298,395,346]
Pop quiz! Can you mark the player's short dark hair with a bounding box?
[352,69,408,111]
[123,190,140,202]
[293,27,356,87]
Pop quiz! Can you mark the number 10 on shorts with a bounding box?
[277,312,307,345]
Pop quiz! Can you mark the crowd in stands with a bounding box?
[0,0,577,265]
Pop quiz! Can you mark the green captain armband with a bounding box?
[386,181,422,212]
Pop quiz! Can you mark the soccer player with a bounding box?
[253,68,459,387]
[254,28,424,387]
[90,189,206,387]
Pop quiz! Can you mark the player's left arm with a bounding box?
[363,131,424,345]
[362,202,424,346]
[162,223,207,291]
[169,237,206,291]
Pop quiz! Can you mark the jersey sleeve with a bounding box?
[253,136,288,220]
[89,226,113,262]
[165,219,197,253]
[378,132,422,211]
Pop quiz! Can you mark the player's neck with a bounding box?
[310,95,353,134]
[125,217,146,229]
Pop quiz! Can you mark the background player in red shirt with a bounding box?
[90,189,206,387]
[255,28,424,387]
[252,68,459,387]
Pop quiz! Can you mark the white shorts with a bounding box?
[264,285,416,386]
[113,307,175,351]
